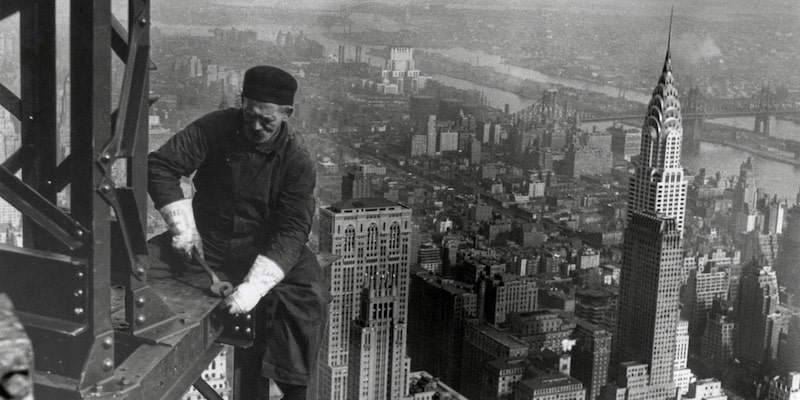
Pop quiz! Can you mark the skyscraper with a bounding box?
[317,198,413,400]
[610,17,686,400]
[572,319,612,400]
[736,259,782,366]
[625,36,687,234]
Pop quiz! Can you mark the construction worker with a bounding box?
[148,65,329,400]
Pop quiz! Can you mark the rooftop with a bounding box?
[328,197,407,212]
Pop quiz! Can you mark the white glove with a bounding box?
[158,198,203,261]
[224,255,285,314]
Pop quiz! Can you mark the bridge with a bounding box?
[512,86,800,137]
[579,86,800,137]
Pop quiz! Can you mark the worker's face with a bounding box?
[241,97,293,144]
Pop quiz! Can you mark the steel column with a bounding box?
[70,0,115,389]
[20,0,58,249]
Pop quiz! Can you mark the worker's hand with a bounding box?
[158,198,203,261]
[223,255,285,314]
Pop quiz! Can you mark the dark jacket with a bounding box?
[148,108,329,385]
[148,108,316,281]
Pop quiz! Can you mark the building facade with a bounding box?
[317,199,413,400]
[611,37,687,400]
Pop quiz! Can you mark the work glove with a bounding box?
[223,255,285,314]
[158,198,203,262]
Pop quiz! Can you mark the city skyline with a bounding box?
[0,2,798,400]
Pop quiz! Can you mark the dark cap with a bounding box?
[242,65,297,105]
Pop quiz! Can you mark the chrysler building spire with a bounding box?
[628,11,687,233]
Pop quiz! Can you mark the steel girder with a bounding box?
[0,1,232,399]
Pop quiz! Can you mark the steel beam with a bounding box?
[0,166,87,250]
[0,83,21,120]
[20,0,58,249]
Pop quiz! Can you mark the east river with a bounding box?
[153,22,800,202]
[429,75,800,202]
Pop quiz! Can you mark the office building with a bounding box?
[700,299,736,369]
[571,319,612,400]
[485,275,539,325]
[380,46,421,94]
[673,319,696,396]
[609,125,642,162]
[317,198,413,400]
[768,373,800,400]
[460,321,529,400]
[516,373,586,400]
[736,259,782,366]
[683,378,728,400]
[611,33,687,399]
[408,273,477,390]
[684,265,729,349]
[348,278,411,400]
[406,370,469,400]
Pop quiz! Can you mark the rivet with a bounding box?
[101,154,112,163]
[75,229,84,237]
[73,289,84,297]
[136,314,146,324]
[77,271,84,278]
[245,314,252,321]
[135,296,146,307]
[102,358,114,371]
[135,267,146,276]
[94,384,103,392]
[27,115,33,120]
[119,377,130,386]
[45,180,53,186]
[139,18,147,26]
[100,184,111,193]
[245,327,252,335]
[233,326,240,333]
[74,307,84,316]
[102,337,113,349]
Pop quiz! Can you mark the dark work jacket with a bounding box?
[148,108,329,384]
[148,108,316,281]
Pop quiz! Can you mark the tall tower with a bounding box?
[317,199,412,400]
[348,277,410,400]
[611,14,686,400]
[627,19,687,234]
